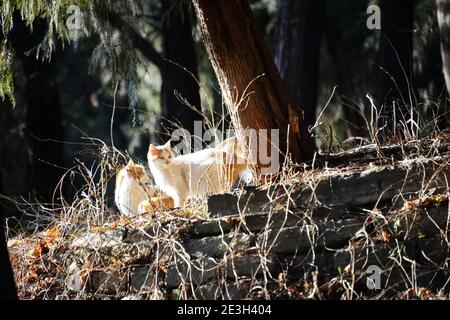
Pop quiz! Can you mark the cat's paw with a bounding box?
[173,196,186,209]
[232,168,256,189]
[138,197,175,213]
[138,200,152,214]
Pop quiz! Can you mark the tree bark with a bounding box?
[375,0,414,120]
[192,0,314,167]
[437,0,450,96]
[0,156,17,299]
[0,212,17,299]
[160,0,202,142]
[274,0,325,128]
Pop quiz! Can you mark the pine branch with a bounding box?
[105,10,164,70]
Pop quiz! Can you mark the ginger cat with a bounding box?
[147,139,250,208]
[115,160,173,216]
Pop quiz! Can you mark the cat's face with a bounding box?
[148,141,174,166]
[125,160,150,183]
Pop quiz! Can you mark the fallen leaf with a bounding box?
[43,227,60,240]
[382,230,392,243]
[32,240,49,260]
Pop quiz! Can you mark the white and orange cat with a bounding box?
[115,160,173,216]
[147,138,252,208]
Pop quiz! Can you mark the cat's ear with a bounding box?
[149,144,160,156]
[127,159,134,166]
[163,140,172,149]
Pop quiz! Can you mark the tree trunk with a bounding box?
[274,0,325,128]
[0,211,17,299]
[375,0,414,127]
[0,161,17,299]
[23,55,65,202]
[192,0,314,168]
[437,0,450,96]
[323,15,366,138]
[160,0,202,143]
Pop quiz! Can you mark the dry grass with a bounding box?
[6,134,449,300]
[3,77,450,300]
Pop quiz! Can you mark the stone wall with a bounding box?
[62,154,450,299]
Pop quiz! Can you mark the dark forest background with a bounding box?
[0,0,448,213]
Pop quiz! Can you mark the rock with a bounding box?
[65,262,84,292]
[390,204,450,240]
[122,295,143,300]
[71,229,124,250]
[192,279,280,300]
[208,157,450,218]
[319,219,365,249]
[282,252,333,280]
[165,254,280,289]
[122,228,156,243]
[130,265,155,292]
[258,225,314,255]
[169,289,183,300]
[166,259,217,289]
[192,281,251,300]
[332,245,393,272]
[110,242,154,264]
[308,158,449,208]
[240,212,304,232]
[208,190,271,218]
[86,270,128,294]
[188,220,233,238]
[183,232,254,258]
[258,219,364,255]
[224,254,280,278]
